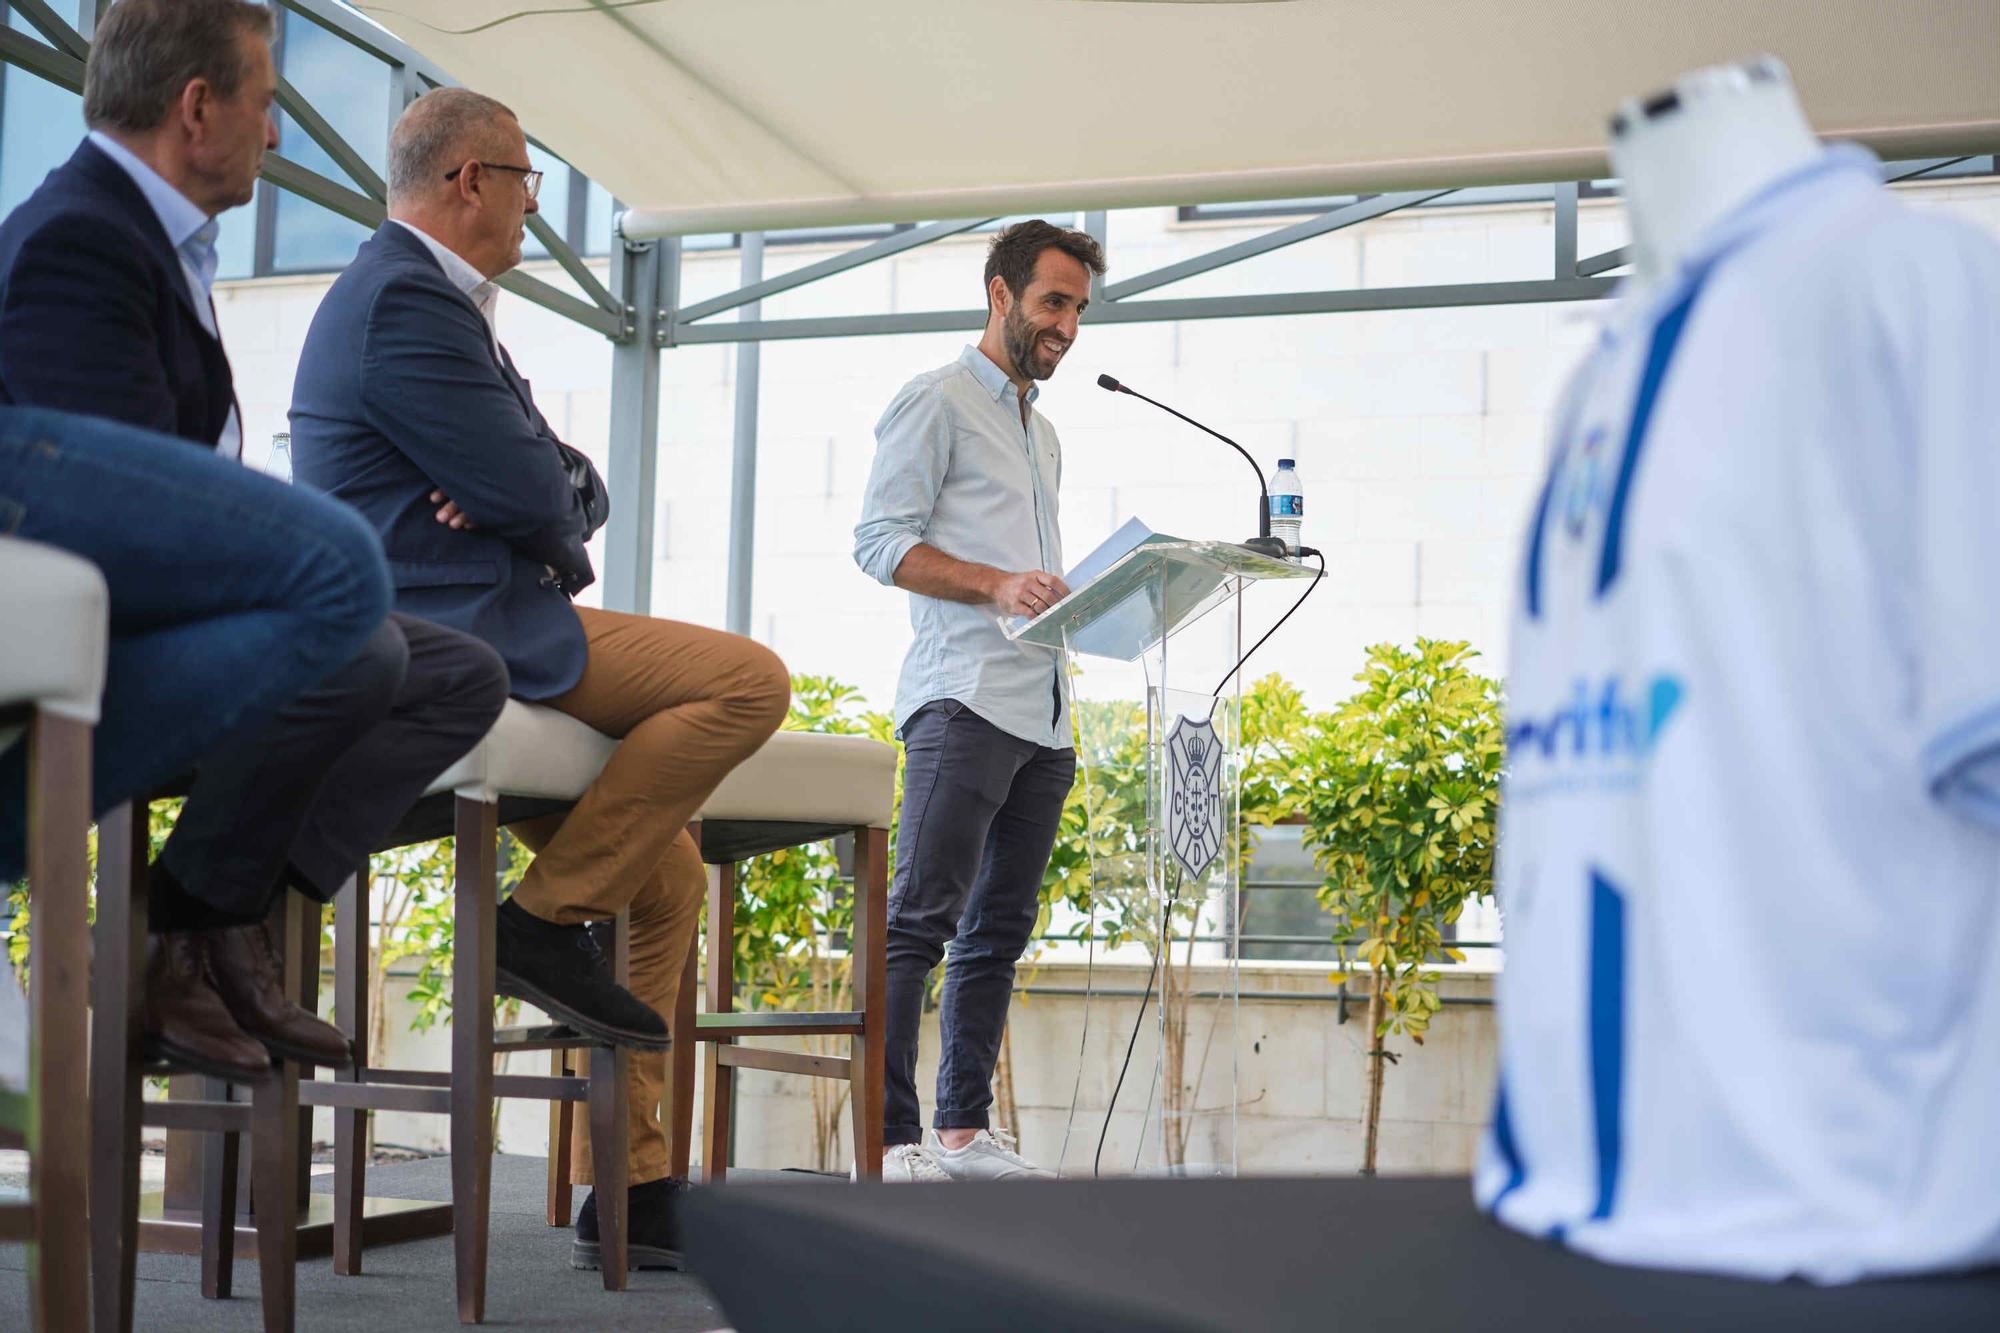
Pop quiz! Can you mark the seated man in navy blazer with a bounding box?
[293,87,791,1271]
[0,0,507,1081]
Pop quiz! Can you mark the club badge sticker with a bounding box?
[1165,714,1224,881]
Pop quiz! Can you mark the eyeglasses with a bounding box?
[444,161,543,201]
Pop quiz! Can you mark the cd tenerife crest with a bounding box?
[1165,713,1224,881]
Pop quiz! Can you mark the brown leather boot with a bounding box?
[142,933,275,1083]
[202,920,355,1069]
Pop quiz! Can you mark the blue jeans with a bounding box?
[884,700,1076,1146]
[0,406,391,892]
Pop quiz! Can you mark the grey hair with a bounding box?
[387,87,519,205]
[83,0,274,134]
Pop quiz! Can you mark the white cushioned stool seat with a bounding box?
[424,698,895,830]
[701,730,894,829]
[423,699,616,803]
[0,535,109,724]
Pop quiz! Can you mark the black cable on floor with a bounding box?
[1095,873,1182,1178]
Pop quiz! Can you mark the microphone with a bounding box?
[1096,374,1290,560]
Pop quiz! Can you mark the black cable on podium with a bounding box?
[1094,864,1182,1178]
[1211,546,1325,701]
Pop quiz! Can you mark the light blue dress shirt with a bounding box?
[855,345,1071,749]
[87,130,242,460]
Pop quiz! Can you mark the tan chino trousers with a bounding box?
[510,605,789,1185]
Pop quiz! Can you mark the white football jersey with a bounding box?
[1476,147,2000,1282]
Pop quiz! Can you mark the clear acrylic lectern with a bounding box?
[1005,537,1312,1177]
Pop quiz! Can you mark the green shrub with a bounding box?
[1297,639,1503,1170]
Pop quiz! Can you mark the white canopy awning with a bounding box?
[356,0,2000,237]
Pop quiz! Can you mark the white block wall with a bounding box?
[218,181,2000,708]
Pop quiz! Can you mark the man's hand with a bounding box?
[990,569,1070,618]
[430,488,475,531]
[890,545,1067,612]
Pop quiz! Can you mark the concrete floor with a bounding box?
[0,1153,796,1331]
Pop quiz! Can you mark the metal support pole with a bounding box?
[389,59,424,154]
[1552,181,1578,279]
[1083,209,1108,306]
[725,232,765,638]
[606,238,666,614]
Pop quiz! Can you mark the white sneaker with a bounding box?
[926,1128,1055,1181]
[856,1143,953,1182]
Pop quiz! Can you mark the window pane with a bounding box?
[276,12,390,179]
[271,10,388,272]
[272,192,371,271]
[519,143,569,260]
[214,184,260,279]
[586,179,614,256]
[0,3,85,217]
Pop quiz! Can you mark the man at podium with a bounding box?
[852,220,1106,1181]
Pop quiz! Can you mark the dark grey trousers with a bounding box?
[153,612,509,927]
[884,699,1076,1146]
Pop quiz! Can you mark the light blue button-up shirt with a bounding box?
[855,345,1071,749]
[87,130,241,460]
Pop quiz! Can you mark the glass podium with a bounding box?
[1005,539,1312,1176]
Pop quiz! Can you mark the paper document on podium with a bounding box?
[1064,516,1170,589]
[1000,517,1175,650]
[1003,518,1246,661]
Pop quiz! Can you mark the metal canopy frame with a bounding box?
[660,199,1618,349]
[0,1,625,335]
[3,1,1991,630]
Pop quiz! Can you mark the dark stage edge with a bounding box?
[683,1175,2000,1333]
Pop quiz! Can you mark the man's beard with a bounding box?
[1002,305,1064,381]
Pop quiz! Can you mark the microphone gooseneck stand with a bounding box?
[1096,374,1291,562]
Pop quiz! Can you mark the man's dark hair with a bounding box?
[983,219,1106,309]
[83,0,274,134]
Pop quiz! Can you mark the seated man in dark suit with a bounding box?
[292,87,791,1271]
[0,0,507,1081]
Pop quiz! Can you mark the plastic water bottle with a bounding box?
[268,430,292,482]
[1268,458,1304,556]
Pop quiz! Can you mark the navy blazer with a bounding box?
[0,139,234,446]
[290,222,607,699]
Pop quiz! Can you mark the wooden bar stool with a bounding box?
[544,729,895,1197]
[0,536,105,1332]
[89,798,304,1333]
[146,895,447,1270]
[313,700,636,1324]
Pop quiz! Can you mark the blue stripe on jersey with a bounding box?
[1921,698,2000,831]
[1596,283,1705,598]
[1487,1078,1527,1210]
[1521,379,1587,621]
[1588,869,1628,1220]
[1521,461,1561,619]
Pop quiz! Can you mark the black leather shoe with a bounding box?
[494,898,669,1050]
[572,1176,688,1271]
